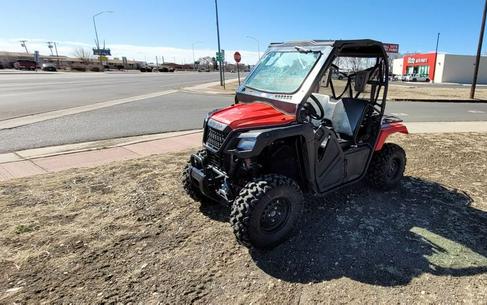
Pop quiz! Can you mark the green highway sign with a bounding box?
[216,51,225,61]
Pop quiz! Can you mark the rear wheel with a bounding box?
[366,143,406,190]
[230,175,303,249]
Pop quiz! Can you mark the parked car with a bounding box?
[13,60,37,70]
[403,74,430,82]
[158,66,175,72]
[41,63,57,72]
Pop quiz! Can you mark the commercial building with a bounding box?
[0,51,143,70]
[392,53,487,84]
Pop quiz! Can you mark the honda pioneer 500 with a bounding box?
[182,40,408,249]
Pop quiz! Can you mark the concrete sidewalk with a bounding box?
[1,121,486,182]
[0,130,203,181]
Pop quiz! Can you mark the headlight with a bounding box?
[237,138,256,151]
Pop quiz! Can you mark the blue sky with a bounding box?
[0,0,484,63]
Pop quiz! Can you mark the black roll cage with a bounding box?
[297,40,389,123]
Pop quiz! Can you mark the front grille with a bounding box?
[205,127,227,151]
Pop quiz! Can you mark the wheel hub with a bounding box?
[387,158,401,179]
[260,198,290,232]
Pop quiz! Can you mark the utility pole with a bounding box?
[20,40,29,54]
[433,33,440,83]
[47,41,54,55]
[53,42,60,68]
[214,0,223,86]
[471,0,487,99]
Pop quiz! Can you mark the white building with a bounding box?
[392,53,487,84]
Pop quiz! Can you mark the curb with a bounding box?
[182,79,239,96]
[0,129,202,164]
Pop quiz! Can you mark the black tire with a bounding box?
[366,143,406,190]
[181,150,207,202]
[230,175,303,249]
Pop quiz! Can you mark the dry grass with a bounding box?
[1,133,487,304]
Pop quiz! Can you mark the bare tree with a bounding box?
[73,48,94,64]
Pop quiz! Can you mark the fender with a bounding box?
[375,122,408,151]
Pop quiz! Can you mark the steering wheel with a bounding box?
[307,94,325,120]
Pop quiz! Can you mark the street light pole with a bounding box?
[92,11,113,66]
[246,35,261,60]
[471,0,487,99]
[192,41,203,71]
[433,33,440,83]
[214,0,223,86]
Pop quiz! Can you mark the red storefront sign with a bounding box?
[402,53,437,80]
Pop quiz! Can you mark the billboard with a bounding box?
[383,43,399,53]
[93,48,111,56]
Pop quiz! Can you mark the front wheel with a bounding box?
[366,143,406,190]
[230,175,303,249]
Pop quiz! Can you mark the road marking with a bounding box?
[468,110,486,114]
[0,89,178,130]
[390,112,409,116]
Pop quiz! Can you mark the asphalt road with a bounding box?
[0,72,486,153]
[0,71,222,120]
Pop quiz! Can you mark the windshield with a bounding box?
[245,51,320,94]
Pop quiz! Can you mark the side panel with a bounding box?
[315,132,345,191]
[375,122,409,151]
[344,146,371,182]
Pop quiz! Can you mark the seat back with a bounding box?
[340,98,369,141]
[310,94,369,142]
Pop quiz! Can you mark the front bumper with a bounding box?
[188,152,232,204]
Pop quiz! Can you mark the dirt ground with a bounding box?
[1,133,487,304]
[209,80,487,101]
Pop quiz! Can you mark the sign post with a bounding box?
[34,50,39,72]
[234,51,242,85]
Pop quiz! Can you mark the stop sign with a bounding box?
[234,51,241,63]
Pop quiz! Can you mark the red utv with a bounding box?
[182,40,408,249]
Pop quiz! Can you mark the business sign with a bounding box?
[93,48,111,56]
[383,43,399,53]
[407,57,428,64]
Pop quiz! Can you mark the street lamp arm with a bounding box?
[245,35,261,60]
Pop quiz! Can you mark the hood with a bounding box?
[210,102,296,129]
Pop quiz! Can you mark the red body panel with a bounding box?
[375,122,409,151]
[210,102,296,129]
